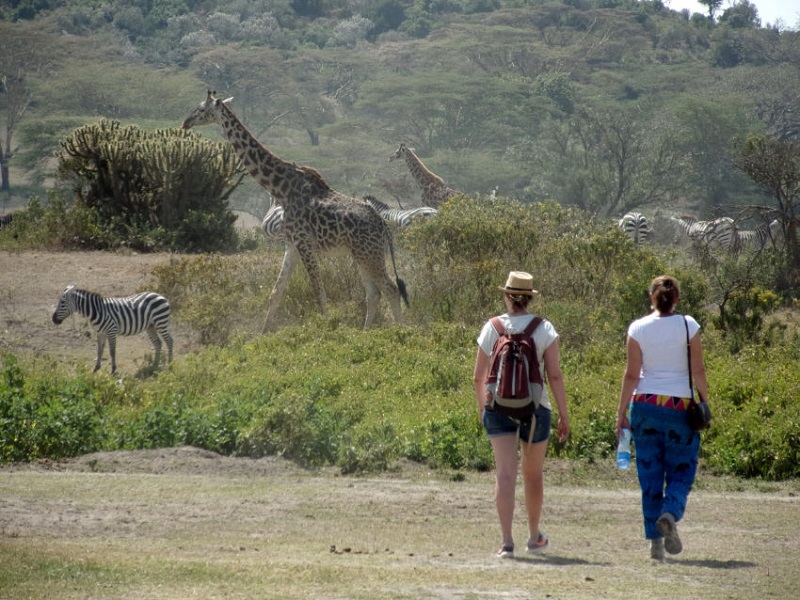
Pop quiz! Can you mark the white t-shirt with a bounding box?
[627,313,700,398]
[477,313,559,410]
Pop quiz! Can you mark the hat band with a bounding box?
[505,286,531,292]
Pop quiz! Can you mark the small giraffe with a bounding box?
[182,91,408,330]
[389,143,460,209]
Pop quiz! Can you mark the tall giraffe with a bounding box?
[389,143,460,209]
[182,91,408,330]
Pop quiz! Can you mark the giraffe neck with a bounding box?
[218,104,300,201]
[404,148,444,189]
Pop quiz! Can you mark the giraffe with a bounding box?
[182,91,408,330]
[388,143,460,209]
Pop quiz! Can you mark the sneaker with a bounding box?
[650,538,665,562]
[496,545,514,558]
[656,513,682,555]
[526,532,549,554]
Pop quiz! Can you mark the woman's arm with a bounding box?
[473,347,491,420]
[617,336,642,438]
[543,340,570,442]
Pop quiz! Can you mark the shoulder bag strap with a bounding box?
[683,316,694,402]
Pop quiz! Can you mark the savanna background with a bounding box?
[1,1,799,598]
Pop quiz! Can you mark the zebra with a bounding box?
[363,195,438,227]
[0,214,13,228]
[260,201,285,243]
[52,285,173,374]
[738,219,783,251]
[670,215,751,254]
[618,212,652,244]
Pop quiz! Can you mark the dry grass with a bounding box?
[1,448,798,599]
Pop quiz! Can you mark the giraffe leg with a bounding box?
[359,275,381,329]
[263,245,300,332]
[382,276,404,325]
[296,242,326,316]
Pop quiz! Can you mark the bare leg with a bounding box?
[490,435,519,549]
[520,438,548,543]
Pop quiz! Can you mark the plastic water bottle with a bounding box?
[616,428,631,470]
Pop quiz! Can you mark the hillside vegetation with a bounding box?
[2,0,799,218]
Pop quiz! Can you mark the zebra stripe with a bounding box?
[738,219,782,250]
[261,203,285,243]
[364,195,438,227]
[670,215,765,254]
[618,212,651,244]
[52,285,173,374]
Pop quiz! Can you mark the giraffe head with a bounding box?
[388,143,409,162]
[182,90,234,130]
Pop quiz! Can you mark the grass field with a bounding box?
[1,447,798,599]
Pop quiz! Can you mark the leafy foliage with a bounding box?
[55,120,244,252]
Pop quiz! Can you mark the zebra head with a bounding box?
[52,285,77,325]
[181,90,234,130]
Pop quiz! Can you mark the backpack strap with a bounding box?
[490,316,505,336]
[523,316,543,337]
[491,315,542,339]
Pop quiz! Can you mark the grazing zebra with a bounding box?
[52,285,173,374]
[0,214,13,227]
[670,216,747,254]
[364,195,438,227]
[261,201,285,243]
[618,212,651,244]
[738,219,783,250]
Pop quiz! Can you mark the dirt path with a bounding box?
[1,448,798,599]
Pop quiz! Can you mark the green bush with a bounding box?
[0,356,105,461]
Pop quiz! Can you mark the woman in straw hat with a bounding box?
[473,271,570,558]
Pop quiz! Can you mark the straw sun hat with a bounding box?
[498,271,539,296]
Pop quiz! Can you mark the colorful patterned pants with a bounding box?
[630,401,700,540]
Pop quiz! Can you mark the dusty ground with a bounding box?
[1,447,799,599]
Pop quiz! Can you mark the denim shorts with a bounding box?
[482,404,551,443]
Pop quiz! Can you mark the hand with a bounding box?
[557,415,570,443]
[615,413,630,440]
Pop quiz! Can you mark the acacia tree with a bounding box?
[732,134,800,286]
[537,107,687,218]
[697,0,724,20]
[0,25,55,193]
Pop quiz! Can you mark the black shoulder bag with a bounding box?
[683,316,712,431]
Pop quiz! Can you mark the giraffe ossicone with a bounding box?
[182,90,408,330]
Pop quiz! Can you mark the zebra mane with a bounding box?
[363,195,391,214]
